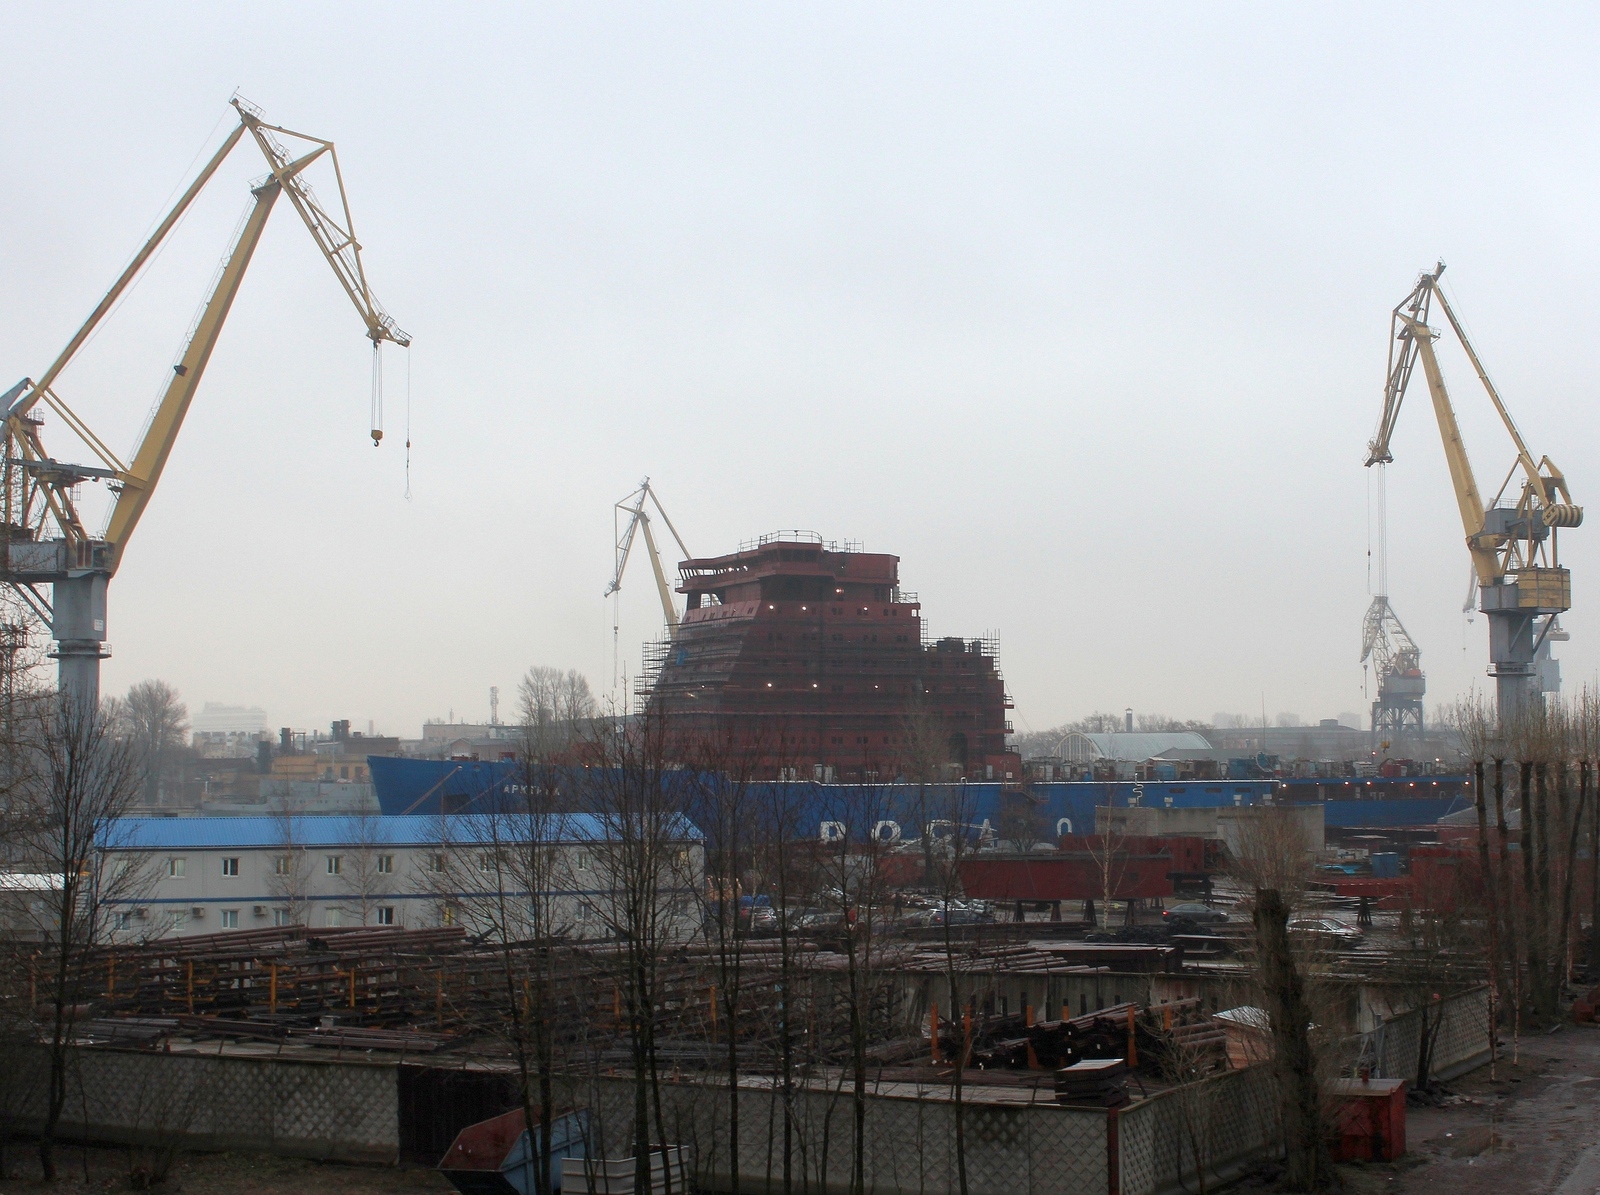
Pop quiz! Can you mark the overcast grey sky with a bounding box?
[4,4,1600,738]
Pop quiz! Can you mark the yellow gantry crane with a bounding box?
[606,478,690,632]
[1365,263,1580,717]
[2,97,408,704]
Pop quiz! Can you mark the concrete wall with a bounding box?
[0,1044,399,1164]
[584,1065,1280,1195]
[0,1043,1290,1194]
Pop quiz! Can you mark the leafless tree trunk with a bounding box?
[927,779,982,1195]
[432,749,577,1195]
[1253,887,1334,1192]
[117,679,189,808]
[338,790,390,926]
[13,698,150,1180]
[266,791,311,926]
[582,705,698,1195]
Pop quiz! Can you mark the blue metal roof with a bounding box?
[103,813,701,851]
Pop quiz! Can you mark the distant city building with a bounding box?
[422,721,516,744]
[191,702,268,757]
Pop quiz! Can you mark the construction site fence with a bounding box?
[0,1041,399,1164]
[1353,984,1492,1085]
[582,1065,1281,1195]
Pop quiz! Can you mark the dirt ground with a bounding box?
[0,1145,453,1193]
[1336,1021,1600,1195]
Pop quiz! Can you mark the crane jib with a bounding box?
[2,100,407,708]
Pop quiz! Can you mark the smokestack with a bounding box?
[1125,708,1134,734]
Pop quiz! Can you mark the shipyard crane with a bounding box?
[606,478,690,631]
[1360,596,1425,753]
[1365,263,1580,718]
[2,97,408,706]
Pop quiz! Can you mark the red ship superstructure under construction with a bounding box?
[644,532,1019,781]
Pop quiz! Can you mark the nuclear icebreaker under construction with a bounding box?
[641,532,1020,783]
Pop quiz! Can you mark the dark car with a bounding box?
[1162,902,1229,926]
[930,905,996,927]
[1288,917,1364,945]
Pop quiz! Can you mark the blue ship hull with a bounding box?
[367,757,1470,839]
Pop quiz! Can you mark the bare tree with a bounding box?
[338,791,391,926]
[431,752,579,1195]
[683,720,780,1195]
[1450,693,1507,1070]
[11,698,151,1180]
[266,792,311,926]
[1253,887,1334,1191]
[923,779,985,1195]
[120,680,189,807]
[1226,808,1315,912]
[581,704,699,1195]
[520,666,597,761]
[814,780,901,1195]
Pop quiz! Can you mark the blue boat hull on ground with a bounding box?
[367,758,1469,840]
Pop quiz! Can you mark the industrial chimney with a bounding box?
[1124,708,1134,733]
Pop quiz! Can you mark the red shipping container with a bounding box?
[1326,1078,1406,1162]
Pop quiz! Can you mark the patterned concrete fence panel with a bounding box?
[1363,986,1491,1085]
[587,1076,1112,1195]
[3,1044,399,1164]
[1115,1065,1279,1195]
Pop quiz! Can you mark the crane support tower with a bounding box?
[1366,264,1580,720]
[1,98,408,707]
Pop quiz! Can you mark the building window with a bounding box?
[326,908,343,927]
[427,854,446,874]
[274,855,292,876]
[574,851,591,871]
[375,906,395,926]
[169,910,186,930]
[221,857,239,877]
[478,853,496,873]
[167,857,186,878]
[440,905,456,926]
[273,908,293,927]
[114,911,133,930]
[376,855,394,875]
[220,909,239,929]
[326,855,343,876]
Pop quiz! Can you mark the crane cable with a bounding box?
[404,345,412,500]
[370,340,383,446]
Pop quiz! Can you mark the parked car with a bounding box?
[930,905,996,927]
[1288,917,1364,945]
[1162,902,1229,926]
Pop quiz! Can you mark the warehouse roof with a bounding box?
[101,813,702,851]
[1081,732,1213,761]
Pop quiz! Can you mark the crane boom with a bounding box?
[2,99,407,705]
[608,478,690,631]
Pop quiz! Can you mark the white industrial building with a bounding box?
[97,813,704,941]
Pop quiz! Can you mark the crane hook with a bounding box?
[370,339,383,446]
